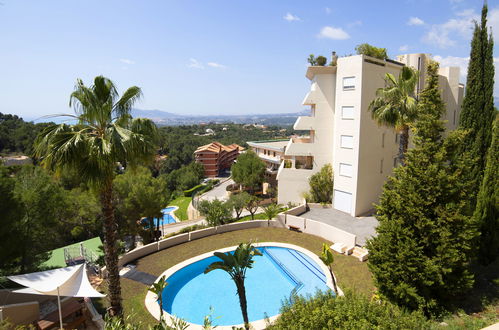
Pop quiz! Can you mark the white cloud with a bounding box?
[283,12,301,22]
[347,20,362,28]
[188,58,204,69]
[317,26,350,40]
[207,62,227,69]
[119,58,135,65]
[423,9,477,48]
[489,8,499,40]
[407,17,425,26]
[399,45,409,52]
[325,7,331,15]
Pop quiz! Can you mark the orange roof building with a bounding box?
[194,142,243,177]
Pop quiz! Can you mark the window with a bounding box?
[395,133,399,144]
[380,159,384,174]
[341,106,355,120]
[342,76,356,90]
[273,151,276,157]
[339,163,353,177]
[340,135,354,149]
[381,133,385,148]
[453,109,457,125]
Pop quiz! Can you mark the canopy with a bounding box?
[8,264,105,298]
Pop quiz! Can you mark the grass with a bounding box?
[168,196,192,221]
[97,227,374,326]
[236,212,267,221]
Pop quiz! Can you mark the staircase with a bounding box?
[351,246,369,262]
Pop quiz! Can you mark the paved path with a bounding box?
[300,208,378,246]
[199,178,234,202]
[121,268,157,286]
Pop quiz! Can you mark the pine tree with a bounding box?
[367,61,478,315]
[459,4,495,205]
[474,115,499,265]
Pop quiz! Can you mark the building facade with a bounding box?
[247,140,288,185]
[194,142,242,177]
[277,53,464,216]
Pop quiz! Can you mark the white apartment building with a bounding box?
[277,53,464,216]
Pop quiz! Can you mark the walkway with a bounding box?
[300,207,378,246]
[121,268,157,286]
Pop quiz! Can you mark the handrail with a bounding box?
[262,247,303,292]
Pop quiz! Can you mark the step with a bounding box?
[351,247,369,262]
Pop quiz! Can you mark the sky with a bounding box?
[1,0,498,120]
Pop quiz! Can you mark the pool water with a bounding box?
[142,207,177,228]
[161,246,330,326]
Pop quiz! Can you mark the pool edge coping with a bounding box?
[144,242,343,330]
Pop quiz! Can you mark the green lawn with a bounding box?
[96,227,374,326]
[168,196,192,221]
[237,212,267,221]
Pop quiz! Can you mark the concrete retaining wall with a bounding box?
[286,204,307,216]
[0,301,39,325]
[116,206,356,268]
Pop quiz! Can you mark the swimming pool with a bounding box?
[156,244,332,326]
[142,207,177,228]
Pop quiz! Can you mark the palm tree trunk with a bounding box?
[100,180,123,317]
[329,267,338,295]
[236,279,250,330]
[398,125,410,165]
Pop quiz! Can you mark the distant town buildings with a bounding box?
[276,53,463,216]
[194,142,243,177]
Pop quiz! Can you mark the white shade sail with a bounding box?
[8,264,105,298]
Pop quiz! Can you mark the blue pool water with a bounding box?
[161,246,331,326]
[143,207,177,228]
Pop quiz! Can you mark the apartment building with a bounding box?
[247,139,288,184]
[277,53,463,216]
[194,142,242,177]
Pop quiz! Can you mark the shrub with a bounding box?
[307,163,334,203]
[355,43,388,60]
[267,290,429,329]
[183,184,204,197]
[198,199,233,226]
[316,55,327,66]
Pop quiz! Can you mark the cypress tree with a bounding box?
[367,61,478,315]
[459,3,495,205]
[474,115,499,265]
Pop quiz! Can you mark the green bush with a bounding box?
[268,290,429,329]
[183,184,204,197]
[316,55,327,66]
[355,43,388,60]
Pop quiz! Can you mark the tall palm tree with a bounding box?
[34,76,158,316]
[204,242,262,330]
[369,66,419,164]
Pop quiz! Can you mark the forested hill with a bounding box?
[0,113,293,168]
[0,113,53,155]
[157,124,293,174]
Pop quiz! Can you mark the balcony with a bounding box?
[277,158,314,181]
[293,115,315,130]
[302,83,323,106]
[285,137,314,156]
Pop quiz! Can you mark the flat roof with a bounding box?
[247,140,289,151]
[42,237,103,268]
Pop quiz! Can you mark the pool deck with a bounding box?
[299,207,378,246]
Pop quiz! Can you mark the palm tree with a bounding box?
[204,242,262,330]
[148,275,168,324]
[319,243,338,295]
[369,66,419,164]
[34,76,158,316]
[262,203,283,225]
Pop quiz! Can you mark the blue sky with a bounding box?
[1,0,498,119]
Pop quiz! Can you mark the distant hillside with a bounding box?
[131,108,308,126]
